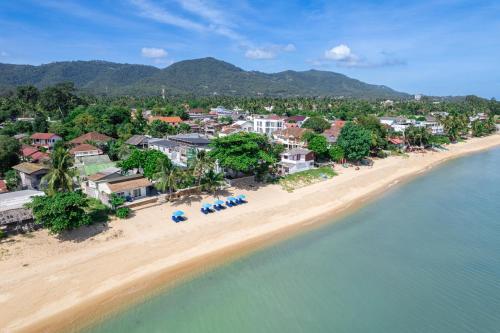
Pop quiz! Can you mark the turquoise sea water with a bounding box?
[86,148,500,333]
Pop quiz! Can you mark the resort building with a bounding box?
[12,162,49,190]
[253,115,285,136]
[30,133,62,150]
[84,173,152,206]
[70,132,112,146]
[149,133,211,168]
[273,127,311,149]
[278,148,315,175]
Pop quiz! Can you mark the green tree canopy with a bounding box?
[42,146,77,195]
[302,116,331,133]
[27,191,91,234]
[357,115,388,151]
[209,132,276,174]
[337,122,371,161]
[119,149,167,179]
[0,135,21,176]
[329,144,345,162]
[307,134,329,159]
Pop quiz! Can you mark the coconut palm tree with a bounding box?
[200,169,225,193]
[192,150,215,186]
[153,157,179,194]
[42,146,77,196]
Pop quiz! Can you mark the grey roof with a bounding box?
[0,190,45,212]
[284,148,312,155]
[149,139,180,148]
[168,133,211,146]
[125,135,149,146]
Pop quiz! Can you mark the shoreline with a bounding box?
[1,134,500,333]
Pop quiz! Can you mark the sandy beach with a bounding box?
[1,134,499,333]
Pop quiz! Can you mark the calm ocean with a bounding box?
[86,147,500,333]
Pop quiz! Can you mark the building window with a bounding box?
[133,188,141,197]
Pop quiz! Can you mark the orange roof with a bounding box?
[70,132,112,144]
[30,133,60,140]
[274,127,310,139]
[30,151,50,162]
[149,116,183,124]
[70,143,101,154]
[0,180,7,193]
[21,145,39,157]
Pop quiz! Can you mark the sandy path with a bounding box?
[1,134,499,333]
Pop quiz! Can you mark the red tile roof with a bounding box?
[21,145,39,157]
[149,116,183,124]
[389,137,404,145]
[70,143,101,154]
[30,133,60,140]
[30,151,50,162]
[70,132,113,145]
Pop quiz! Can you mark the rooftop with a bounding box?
[125,135,149,146]
[12,162,48,175]
[283,148,312,155]
[30,133,60,140]
[70,143,101,154]
[149,116,183,124]
[70,132,113,145]
[0,190,45,212]
[106,175,152,192]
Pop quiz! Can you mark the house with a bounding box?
[148,116,183,126]
[20,145,49,163]
[284,116,308,128]
[85,174,152,206]
[188,108,217,120]
[12,162,49,190]
[69,143,102,158]
[233,120,253,132]
[13,133,28,141]
[419,116,444,135]
[125,135,150,149]
[278,148,315,175]
[218,120,253,137]
[0,190,45,233]
[30,133,62,150]
[253,115,285,136]
[70,132,113,146]
[149,133,211,168]
[322,120,345,144]
[273,127,311,149]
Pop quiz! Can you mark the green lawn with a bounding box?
[279,166,337,192]
[83,162,117,176]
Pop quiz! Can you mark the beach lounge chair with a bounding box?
[236,194,247,204]
[172,210,185,222]
[214,200,225,210]
[201,203,213,214]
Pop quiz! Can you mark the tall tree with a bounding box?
[302,116,331,133]
[0,135,21,176]
[192,150,215,186]
[153,157,180,194]
[337,122,371,161]
[42,146,77,195]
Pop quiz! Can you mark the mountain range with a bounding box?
[0,57,409,99]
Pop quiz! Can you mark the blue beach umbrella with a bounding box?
[202,203,213,209]
[172,210,185,217]
[214,199,224,205]
[237,194,246,200]
[227,196,237,202]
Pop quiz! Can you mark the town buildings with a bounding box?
[278,148,315,175]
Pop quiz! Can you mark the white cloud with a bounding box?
[245,48,276,60]
[324,44,353,61]
[283,43,296,52]
[141,47,168,58]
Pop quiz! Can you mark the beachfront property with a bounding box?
[149,133,211,168]
[30,132,62,150]
[418,115,445,135]
[322,120,346,144]
[0,190,45,233]
[12,162,49,190]
[278,148,315,175]
[272,127,311,149]
[253,115,285,136]
[84,173,152,206]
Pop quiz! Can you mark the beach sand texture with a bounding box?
[1,134,499,333]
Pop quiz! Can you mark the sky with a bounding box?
[0,0,499,98]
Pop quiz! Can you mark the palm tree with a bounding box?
[200,169,225,193]
[192,150,215,186]
[42,146,77,196]
[153,157,179,194]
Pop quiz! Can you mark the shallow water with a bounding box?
[86,148,500,333]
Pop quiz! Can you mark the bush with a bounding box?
[116,207,131,219]
[87,198,110,223]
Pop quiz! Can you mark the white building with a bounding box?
[253,115,284,135]
[278,148,315,175]
[84,172,151,206]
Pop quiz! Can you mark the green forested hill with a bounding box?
[0,57,408,99]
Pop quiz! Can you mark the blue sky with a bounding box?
[0,0,499,98]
